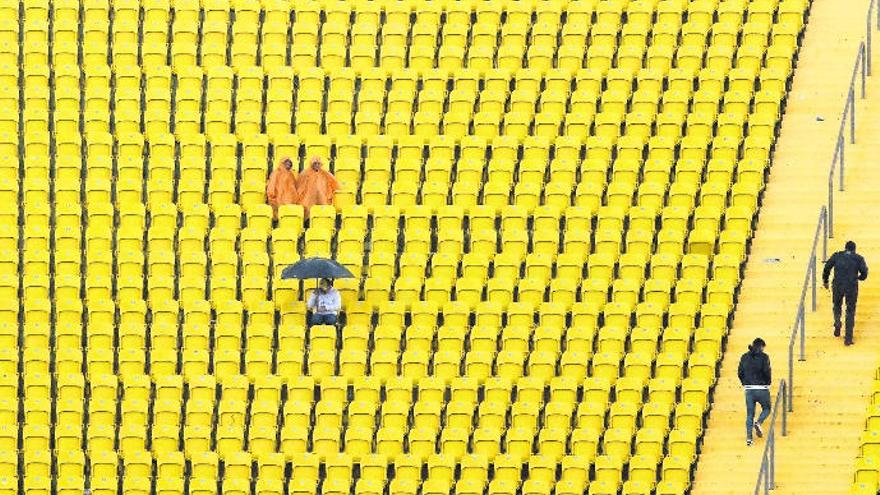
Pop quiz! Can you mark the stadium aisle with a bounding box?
[692,0,880,491]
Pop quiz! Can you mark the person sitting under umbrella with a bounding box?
[307,278,342,326]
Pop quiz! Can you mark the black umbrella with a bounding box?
[281,257,355,280]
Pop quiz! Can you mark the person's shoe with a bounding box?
[834,327,841,337]
[746,439,753,446]
[754,423,764,438]
[845,340,854,346]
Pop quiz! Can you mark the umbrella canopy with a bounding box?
[281,257,355,280]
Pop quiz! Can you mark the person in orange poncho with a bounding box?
[266,157,300,218]
[296,156,340,217]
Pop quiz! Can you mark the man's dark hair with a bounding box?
[752,337,766,349]
[846,241,857,252]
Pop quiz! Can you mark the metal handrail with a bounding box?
[828,0,880,236]
[754,381,788,495]
[786,206,827,412]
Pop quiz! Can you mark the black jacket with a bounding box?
[823,250,868,287]
[738,346,771,386]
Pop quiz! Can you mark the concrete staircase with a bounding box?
[691,0,880,493]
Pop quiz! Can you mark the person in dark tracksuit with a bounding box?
[738,338,771,446]
[822,240,868,346]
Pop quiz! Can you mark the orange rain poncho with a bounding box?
[266,158,300,217]
[296,166,340,217]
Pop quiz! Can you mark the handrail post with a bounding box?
[755,468,762,495]
[811,254,817,311]
[828,173,835,238]
[822,207,828,261]
[849,88,857,144]
[767,430,776,490]
[870,7,874,76]
[862,43,869,96]
[839,134,846,192]
[782,381,788,436]
[799,305,807,361]
[788,341,794,412]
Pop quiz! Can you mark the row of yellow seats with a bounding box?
[10,131,770,204]
[3,154,764,219]
[37,327,719,386]
[59,335,721,386]
[20,3,796,59]
[10,28,786,76]
[0,293,731,345]
[4,61,792,129]
[334,259,739,301]
[0,40,796,104]
[5,14,796,71]
[340,183,761,219]
[17,449,690,492]
[268,111,778,154]
[65,293,726,358]
[284,108,777,146]
[1,336,723,388]
[0,467,690,495]
[94,267,719,317]
[7,0,799,44]
[17,376,710,437]
[296,219,746,264]
[9,246,736,312]
[0,157,768,223]
[31,196,750,256]
[293,200,745,236]
[14,0,573,32]
[293,92,783,141]
[49,261,738,315]
[75,379,709,432]
[328,279,734,320]
[37,130,774,197]
[2,235,741,291]
[68,323,724,386]
[52,369,707,410]
[7,56,787,129]
[8,89,783,145]
[7,56,787,128]
[348,231,741,271]
[29,303,729,377]
[342,180,761,221]
[0,373,716,433]
[0,161,717,213]
[10,94,773,160]
[21,405,713,463]
[330,223,748,266]
[26,62,787,116]
[9,27,800,75]
[3,192,744,246]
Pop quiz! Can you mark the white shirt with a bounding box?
[307,288,342,315]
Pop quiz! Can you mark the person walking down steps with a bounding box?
[738,338,772,446]
[822,240,868,346]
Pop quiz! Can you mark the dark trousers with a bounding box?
[745,388,771,441]
[832,283,859,342]
[309,313,338,326]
